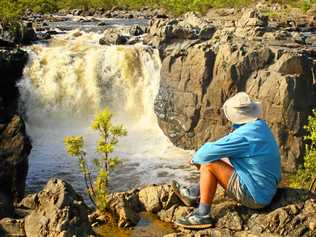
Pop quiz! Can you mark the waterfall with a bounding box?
[19,31,160,128]
[18,30,195,195]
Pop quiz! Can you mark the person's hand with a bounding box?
[189,159,200,170]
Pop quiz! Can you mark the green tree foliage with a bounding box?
[1,0,314,23]
[0,0,22,23]
[64,107,127,211]
[291,109,316,189]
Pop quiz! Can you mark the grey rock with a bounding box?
[24,179,93,237]
[153,27,316,172]
[99,29,129,45]
[0,115,31,200]
[107,192,141,227]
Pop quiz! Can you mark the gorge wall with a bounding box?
[149,9,316,173]
[0,48,32,218]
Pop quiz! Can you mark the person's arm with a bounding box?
[192,133,250,164]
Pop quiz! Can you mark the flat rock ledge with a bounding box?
[103,183,316,237]
[0,179,315,237]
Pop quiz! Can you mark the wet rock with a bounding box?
[97,21,108,26]
[24,179,93,237]
[99,29,129,45]
[129,25,145,36]
[36,31,51,40]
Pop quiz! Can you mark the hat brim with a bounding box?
[223,100,262,124]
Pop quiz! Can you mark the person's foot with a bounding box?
[171,181,199,207]
[174,209,214,229]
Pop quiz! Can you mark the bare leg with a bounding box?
[200,160,234,205]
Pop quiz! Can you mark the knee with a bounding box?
[200,162,219,173]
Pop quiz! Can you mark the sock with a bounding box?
[198,202,210,216]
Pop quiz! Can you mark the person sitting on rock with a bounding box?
[173,92,281,229]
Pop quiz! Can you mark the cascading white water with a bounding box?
[19,30,197,197]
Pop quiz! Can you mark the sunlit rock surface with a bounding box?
[151,9,316,173]
[97,183,316,237]
[0,179,94,237]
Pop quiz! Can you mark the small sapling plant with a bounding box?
[64,107,127,211]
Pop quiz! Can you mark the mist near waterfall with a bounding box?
[18,31,197,198]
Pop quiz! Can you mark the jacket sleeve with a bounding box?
[192,133,249,164]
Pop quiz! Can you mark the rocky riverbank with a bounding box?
[1,178,315,236]
[0,2,316,236]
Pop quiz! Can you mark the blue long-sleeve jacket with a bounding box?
[192,120,281,205]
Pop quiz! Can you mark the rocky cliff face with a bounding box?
[0,48,31,218]
[149,9,316,173]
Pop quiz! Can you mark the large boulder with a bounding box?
[23,179,93,237]
[153,10,316,173]
[99,28,129,45]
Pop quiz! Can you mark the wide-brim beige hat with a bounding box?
[222,92,262,124]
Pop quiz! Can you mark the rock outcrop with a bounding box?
[96,182,316,237]
[0,22,37,47]
[0,48,31,219]
[0,179,94,237]
[99,28,129,45]
[150,9,316,173]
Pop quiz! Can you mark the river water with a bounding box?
[19,19,198,203]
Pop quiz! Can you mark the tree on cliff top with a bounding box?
[64,107,127,211]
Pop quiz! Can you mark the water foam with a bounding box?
[19,31,197,196]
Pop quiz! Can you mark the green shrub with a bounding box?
[291,109,316,189]
[0,0,22,23]
[64,107,127,211]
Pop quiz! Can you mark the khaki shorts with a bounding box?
[226,172,265,209]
